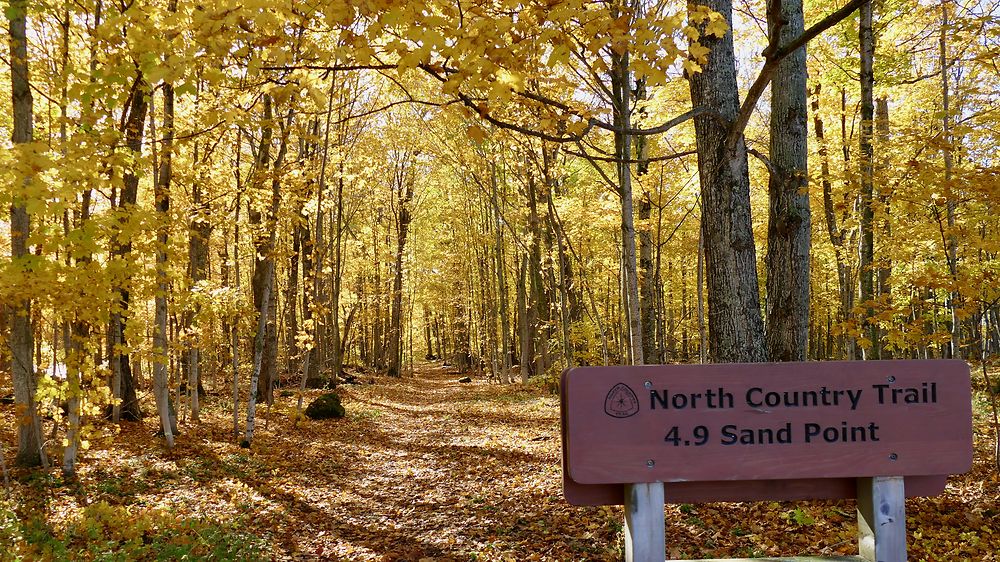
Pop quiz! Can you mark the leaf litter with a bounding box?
[0,361,997,561]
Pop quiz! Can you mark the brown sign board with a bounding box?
[561,360,972,506]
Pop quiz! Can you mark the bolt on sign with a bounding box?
[561,360,973,503]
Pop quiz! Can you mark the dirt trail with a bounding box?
[265,363,613,561]
[4,362,997,560]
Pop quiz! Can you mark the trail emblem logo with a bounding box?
[604,383,639,418]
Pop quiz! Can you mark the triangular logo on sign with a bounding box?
[604,383,639,418]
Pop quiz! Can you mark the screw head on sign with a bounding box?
[646,459,655,468]
[889,453,898,461]
[887,376,896,383]
[644,381,652,389]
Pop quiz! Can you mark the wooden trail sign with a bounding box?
[560,360,974,562]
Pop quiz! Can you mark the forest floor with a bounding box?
[1,361,999,561]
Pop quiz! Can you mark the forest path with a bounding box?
[262,362,610,561]
[5,362,996,560]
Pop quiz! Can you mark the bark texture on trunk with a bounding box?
[187,180,211,417]
[611,48,644,366]
[110,73,149,421]
[249,96,285,405]
[388,157,415,377]
[858,0,877,359]
[638,192,659,364]
[7,0,45,467]
[813,84,855,359]
[765,0,811,362]
[153,80,176,445]
[939,2,959,359]
[689,0,766,363]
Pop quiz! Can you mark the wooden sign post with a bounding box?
[560,360,973,562]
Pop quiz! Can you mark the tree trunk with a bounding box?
[284,220,302,371]
[765,0,811,362]
[517,255,531,382]
[525,170,546,375]
[152,77,177,445]
[243,258,274,448]
[110,72,148,421]
[611,48,645,366]
[875,97,892,358]
[243,100,287,445]
[859,0,877,359]
[940,1,960,359]
[331,175,345,381]
[388,157,415,377]
[249,96,285,405]
[187,140,211,420]
[6,0,45,467]
[813,84,854,360]
[638,191,658,364]
[689,0,766,363]
[491,166,512,381]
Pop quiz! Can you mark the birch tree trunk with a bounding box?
[243,100,287,445]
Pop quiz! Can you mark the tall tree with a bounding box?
[688,0,767,363]
[858,0,877,358]
[108,73,148,421]
[152,74,177,446]
[765,0,811,361]
[6,0,46,467]
[388,151,416,377]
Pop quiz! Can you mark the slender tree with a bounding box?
[7,0,46,468]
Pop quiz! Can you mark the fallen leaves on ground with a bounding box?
[1,362,998,561]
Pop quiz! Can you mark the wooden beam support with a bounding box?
[857,476,906,562]
[624,482,665,562]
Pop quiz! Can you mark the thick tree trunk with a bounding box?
[765,0,811,362]
[689,0,766,363]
